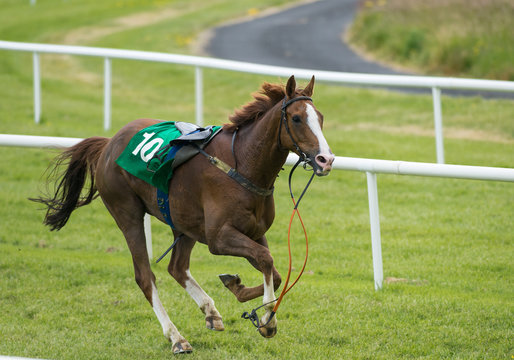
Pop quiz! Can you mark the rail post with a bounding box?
[33,52,41,124]
[104,57,111,131]
[366,171,383,290]
[195,66,203,126]
[432,87,445,164]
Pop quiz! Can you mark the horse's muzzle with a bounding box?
[312,152,335,176]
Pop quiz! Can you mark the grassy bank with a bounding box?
[1,1,513,359]
[348,0,514,80]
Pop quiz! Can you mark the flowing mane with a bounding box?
[223,82,286,132]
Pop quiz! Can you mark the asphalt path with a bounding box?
[203,0,512,99]
[205,0,406,75]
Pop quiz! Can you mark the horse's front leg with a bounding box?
[211,226,280,338]
[258,268,278,338]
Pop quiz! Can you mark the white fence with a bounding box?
[1,40,514,164]
[2,133,513,290]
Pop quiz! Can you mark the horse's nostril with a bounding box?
[316,155,327,164]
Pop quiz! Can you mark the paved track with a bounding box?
[205,0,404,75]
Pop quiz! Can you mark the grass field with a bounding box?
[348,0,514,80]
[1,1,513,359]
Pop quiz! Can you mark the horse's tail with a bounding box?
[30,136,109,231]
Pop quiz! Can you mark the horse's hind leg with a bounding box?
[98,191,192,354]
[168,233,224,331]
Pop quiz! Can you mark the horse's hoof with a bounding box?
[206,315,225,331]
[258,325,277,338]
[172,340,193,354]
[218,273,240,287]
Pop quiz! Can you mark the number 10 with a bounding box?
[132,132,164,162]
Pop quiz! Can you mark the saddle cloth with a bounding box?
[116,121,222,194]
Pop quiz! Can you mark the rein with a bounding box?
[177,96,315,329]
[242,158,315,329]
[241,95,316,330]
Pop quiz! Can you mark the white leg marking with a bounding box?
[261,273,277,330]
[151,282,182,343]
[262,273,276,308]
[184,269,221,318]
[305,103,331,154]
[184,270,210,308]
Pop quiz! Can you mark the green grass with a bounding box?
[1,1,513,359]
[348,0,514,80]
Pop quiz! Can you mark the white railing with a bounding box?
[2,134,513,290]
[1,40,514,164]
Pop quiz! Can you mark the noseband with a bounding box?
[278,96,313,162]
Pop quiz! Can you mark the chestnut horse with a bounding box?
[33,75,334,354]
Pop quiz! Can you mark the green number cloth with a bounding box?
[116,121,221,193]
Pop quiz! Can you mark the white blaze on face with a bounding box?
[305,104,331,155]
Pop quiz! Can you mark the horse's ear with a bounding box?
[286,75,296,99]
[303,75,315,97]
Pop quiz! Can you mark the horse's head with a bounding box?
[280,75,335,176]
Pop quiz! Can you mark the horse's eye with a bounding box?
[292,115,301,123]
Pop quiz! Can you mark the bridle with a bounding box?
[277,96,313,163]
[196,95,314,198]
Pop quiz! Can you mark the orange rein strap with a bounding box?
[273,159,315,313]
[242,158,315,329]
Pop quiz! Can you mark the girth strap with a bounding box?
[196,147,274,197]
[156,144,185,229]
